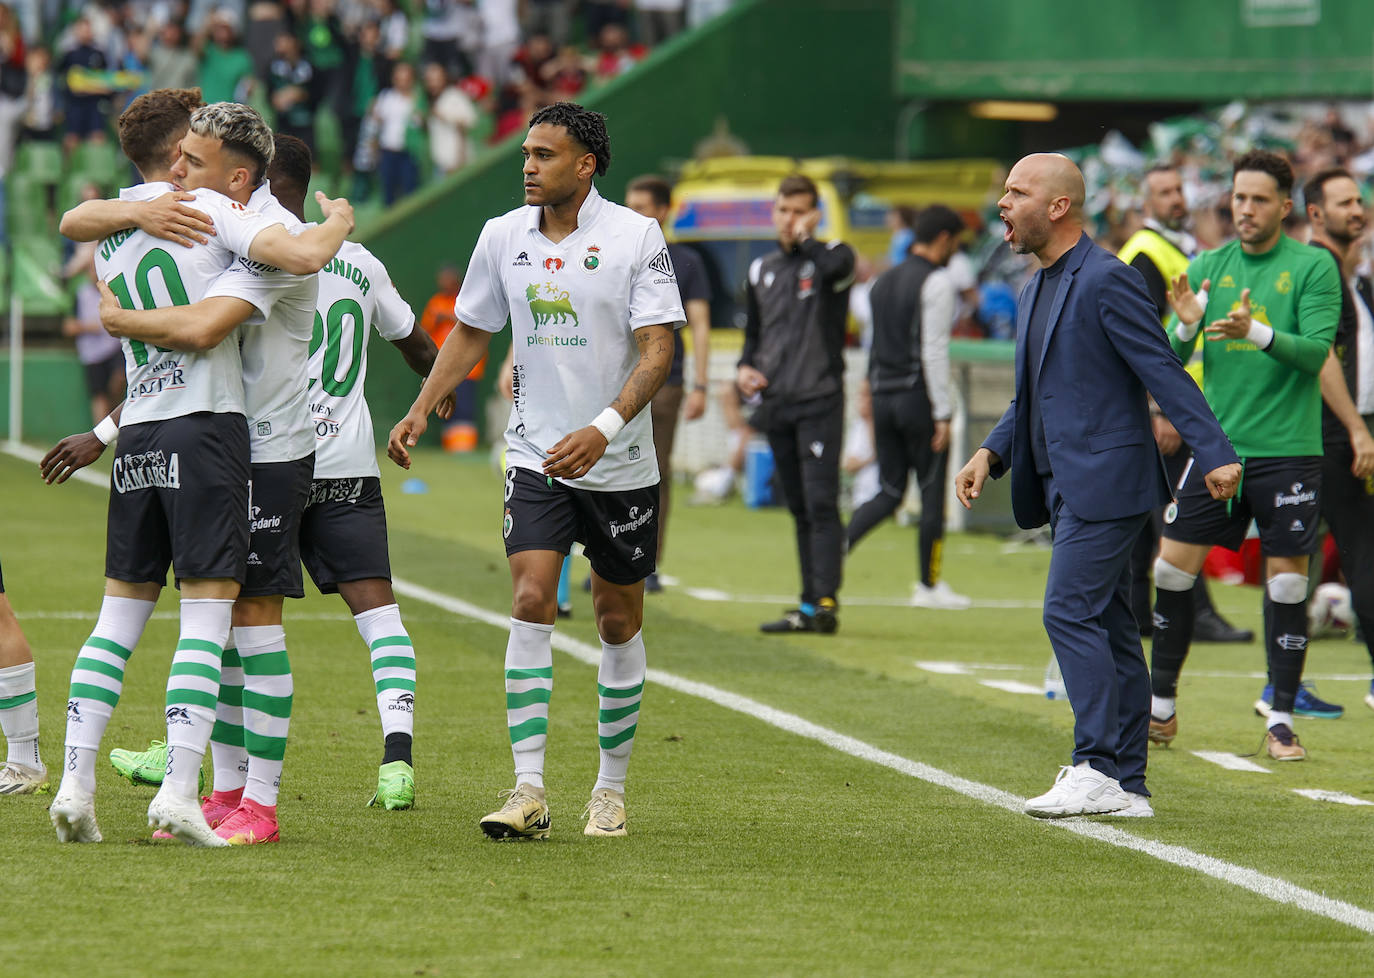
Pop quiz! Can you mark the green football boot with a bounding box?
[109,741,205,793]
[368,760,415,810]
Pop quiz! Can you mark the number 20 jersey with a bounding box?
[306,239,416,479]
[95,182,290,427]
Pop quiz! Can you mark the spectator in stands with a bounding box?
[542,43,588,98]
[299,0,348,118]
[478,0,520,88]
[268,31,315,151]
[372,60,422,204]
[195,10,255,103]
[20,44,56,144]
[585,0,631,38]
[422,61,477,176]
[146,22,198,92]
[523,0,573,47]
[62,230,125,424]
[375,0,410,62]
[343,19,389,188]
[592,22,642,83]
[420,0,473,79]
[244,0,288,78]
[634,0,685,46]
[57,16,107,150]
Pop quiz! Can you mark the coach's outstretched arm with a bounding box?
[389,322,493,469]
[542,322,674,481]
[59,191,216,247]
[96,282,254,352]
[245,192,355,275]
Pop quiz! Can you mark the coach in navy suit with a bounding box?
[956,154,1240,819]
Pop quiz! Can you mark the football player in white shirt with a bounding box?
[390,103,684,839]
[48,95,353,846]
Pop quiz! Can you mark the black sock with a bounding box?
[1150,586,1195,698]
[382,732,412,766]
[1268,601,1308,714]
[1262,596,1273,685]
[1191,574,1216,615]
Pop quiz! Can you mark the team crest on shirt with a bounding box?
[1275,270,1292,294]
[544,257,564,273]
[1218,275,1235,289]
[581,244,602,274]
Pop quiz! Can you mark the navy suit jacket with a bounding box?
[983,233,1237,529]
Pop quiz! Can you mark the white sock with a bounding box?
[1267,710,1294,730]
[355,604,416,738]
[0,661,41,770]
[505,618,554,789]
[237,625,292,808]
[162,598,233,798]
[594,630,646,794]
[1151,695,1176,721]
[64,595,157,793]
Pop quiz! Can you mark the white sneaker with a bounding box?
[1107,791,1154,818]
[51,781,102,843]
[1024,761,1131,818]
[0,762,49,795]
[911,581,972,610]
[147,788,229,847]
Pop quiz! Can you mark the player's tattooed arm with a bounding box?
[97,282,254,352]
[542,323,674,480]
[59,192,215,247]
[246,192,355,275]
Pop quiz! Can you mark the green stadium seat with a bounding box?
[65,139,122,184]
[11,235,71,316]
[313,108,344,181]
[14,141,63,187]
[7,174,52,240]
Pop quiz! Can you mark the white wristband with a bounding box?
[590,407,625,443]
[1174,319,1200,342]
[93,416,119,445]
[1246,321,1275,349]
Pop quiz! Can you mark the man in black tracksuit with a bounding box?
[738,174,855,634]
[846,204,966,607]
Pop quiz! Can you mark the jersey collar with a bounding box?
[525,183,606,238]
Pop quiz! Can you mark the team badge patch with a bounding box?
[582,245,602,273]
[503,508,513,539]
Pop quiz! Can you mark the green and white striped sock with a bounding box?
[594,630,646,794]
[64,595,157,792]
[163,598,233,798]
[238,625,292,808]
[209,646,248,793]
[0,661,41,771]
[355,604,416,739]
[506,618,554,789]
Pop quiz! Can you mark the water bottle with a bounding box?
[1044,653,1068,701]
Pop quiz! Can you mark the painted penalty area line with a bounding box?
[391,576,1374,938]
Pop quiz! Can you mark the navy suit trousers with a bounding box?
[1043,476,1152,795]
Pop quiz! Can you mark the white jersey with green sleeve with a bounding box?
[97,182,288,426]
[204,180,319,464]
[307,239,416,478]
[455,186,686,491]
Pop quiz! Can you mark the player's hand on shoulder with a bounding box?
[40,432,106,485]
[137,191,215,248]
[316,191,356,233]
[543,426,608,480]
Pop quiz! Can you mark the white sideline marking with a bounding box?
[916,661,1026,675]
[392,574,1374,937]
[4,441,109,489]
[1292,790,1374,807]
[1190,751,1271,774]
[10,443,1373,935]
[978,680,1045,696]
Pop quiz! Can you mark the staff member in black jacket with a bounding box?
[739,174,856,634]
[845,205,969,608]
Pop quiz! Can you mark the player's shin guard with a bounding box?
[162,598,233,798]
[1266,573,1309,716]
[0,662,41,771]
[65,595,157,792]
[594,630,646,794]
[237,625,292,808]
[505,618,554,789]
[1149,560,1197,701]
[209,646,249,793]
[355,604,416,750]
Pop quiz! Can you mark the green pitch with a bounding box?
[1,448,1372,976]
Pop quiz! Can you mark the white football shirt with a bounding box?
[456,185,686,491]
[204,180,319,464]
[98,182,287,425]
[306,239,416,478]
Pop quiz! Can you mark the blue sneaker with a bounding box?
[1253,681,1344,719]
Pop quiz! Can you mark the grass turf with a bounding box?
[1,447,1372,975]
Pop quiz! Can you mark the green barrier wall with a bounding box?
[0,351,97,444]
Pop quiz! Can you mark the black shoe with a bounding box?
[645,572,662,594]
[1193,608,1254,643]
[760,609,816,633]
[813,598,838,634]
[556,602,572,619]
